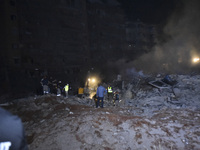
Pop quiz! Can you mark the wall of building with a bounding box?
[87,0,127,64]
[18,0,89,77]
[126,20,157,60]
[1,0,91,97]
[0,0,21,95]
[0,0,157,98]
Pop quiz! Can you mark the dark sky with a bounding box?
[117,0,179,24]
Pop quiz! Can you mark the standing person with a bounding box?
[56,85,61,96]
[92,94,98,107]
[56,81,62,96]
[107,85,113,102]
[0,107,28,150]
[51,78,58,94]
[40,76,49,95]
[63,83,69,98]
[113,91,120,106]
[96,83,107,108]
[48,77,54,94]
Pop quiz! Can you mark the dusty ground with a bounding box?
[1,74,200,150]
[2,96,200,150]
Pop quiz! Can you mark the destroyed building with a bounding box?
[126,20,158,60]
[1,0,200,149]
[1,0,90,96]
[87,0,127,63]
[0,0,136,98]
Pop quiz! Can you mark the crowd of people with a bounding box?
[40,76,121,107]
[40,76,69,98]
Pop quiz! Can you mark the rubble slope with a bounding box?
[2,75,200,150]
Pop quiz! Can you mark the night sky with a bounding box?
[117,0,179,24]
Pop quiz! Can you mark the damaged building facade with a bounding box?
[126,20,157,60]
[87,0,126,64]
[0,0,157,97]
[1,0,90,96]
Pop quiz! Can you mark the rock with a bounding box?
[124,90,133,99]
[173,88,181,98]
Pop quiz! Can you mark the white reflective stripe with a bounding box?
[108,87,112,93]
[0,142,12,150]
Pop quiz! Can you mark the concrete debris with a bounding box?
[1,74,200,149]
[148,80,171,89]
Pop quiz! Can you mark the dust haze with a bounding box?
[120,0,200,75]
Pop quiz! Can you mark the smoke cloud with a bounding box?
[124,0,200,74]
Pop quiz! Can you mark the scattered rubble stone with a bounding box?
[1,74,200,149]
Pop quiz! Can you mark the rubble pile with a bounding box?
[1,74,200,149]
[122,75,200,117]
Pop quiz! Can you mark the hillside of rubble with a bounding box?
[1,74,200,150]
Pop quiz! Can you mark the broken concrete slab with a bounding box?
[148,80,171,89]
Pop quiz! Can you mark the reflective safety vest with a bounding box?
[108,87,113,93]
[64,84,69,91]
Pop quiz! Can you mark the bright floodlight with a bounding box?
[193,57,200,63]
[92,78,95,82]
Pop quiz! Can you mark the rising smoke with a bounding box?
[129,0,200,74]
[101,0,200,79]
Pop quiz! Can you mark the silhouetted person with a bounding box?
[113,91,120,106]
[0,107,28,150]
[96,83,107,108]
[40,76,49,94]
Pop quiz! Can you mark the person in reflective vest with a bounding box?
[63,84,69,98]
[107,85,113,102]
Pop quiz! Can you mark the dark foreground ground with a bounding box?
[2,94,200,150]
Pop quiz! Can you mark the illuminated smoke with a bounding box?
[100,0,200,78]
[131,0,200,74]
